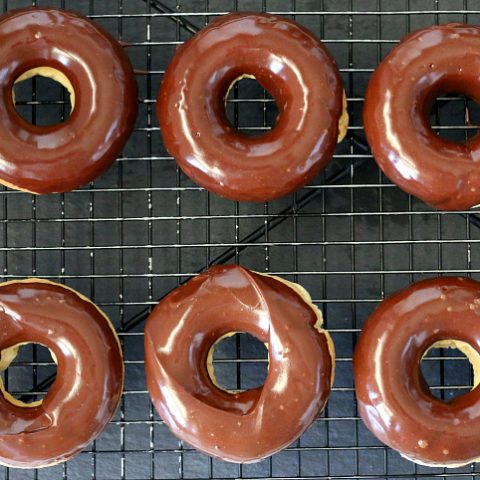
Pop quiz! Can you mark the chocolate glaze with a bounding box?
[0,8,137,194]
[144,265,334,462]
[157,12,344,202]
[353,277,480,466]
[0,280,123,468]
[364,23,480,211]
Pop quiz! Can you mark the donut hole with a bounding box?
[420,340,479,401]
[208,332,268,391]
[0,343,57,406]
[225,77,279,137]
[429,94,480,143]
[13,68,74,127]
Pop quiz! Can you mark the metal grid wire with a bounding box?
[3,0,480,478]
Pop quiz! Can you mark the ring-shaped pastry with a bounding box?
[354,277,480,467]
[0,279,123,468]
[145,265,334,462]
[158,12,347,202]
[0,7,138,193]
[364,23,480,211]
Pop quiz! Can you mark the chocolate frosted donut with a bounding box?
[0,280,123,468]
[145,265,334,462]
[364,24,480,211]
[0,7,137,194]
[157,13,347,202]
[354,277,480,467]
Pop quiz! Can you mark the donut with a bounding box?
[157,12,348,202]
[363,23,480,211]
[144,264,334,462]
[353,277,480,467]
[0,7,137,194]
[0,279,123,468]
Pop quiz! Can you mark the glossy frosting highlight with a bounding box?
[157,12,345,202]
[0,280,123,468]
[144,265,334,462]
[354,277,480,467]
[364,23,480,211]
[0,7,138,193]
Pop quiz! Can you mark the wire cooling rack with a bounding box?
[3,0,480,479]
